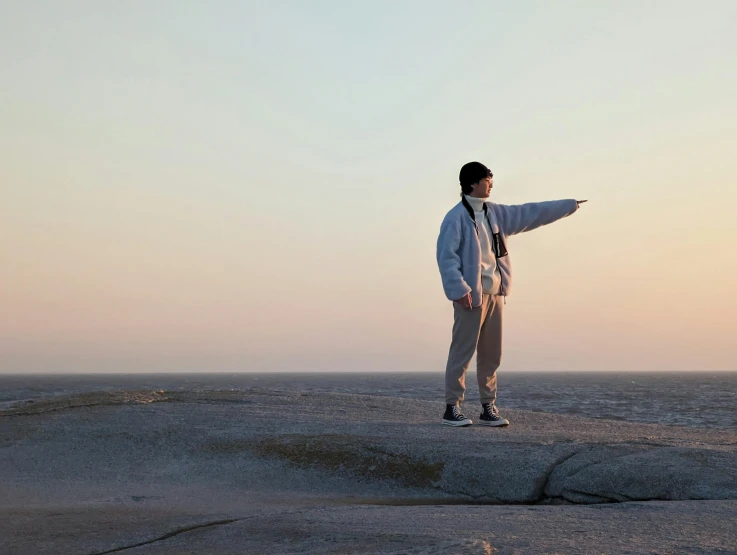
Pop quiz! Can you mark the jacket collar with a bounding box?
[461,195,488,222]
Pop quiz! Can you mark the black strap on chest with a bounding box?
[461,197,508,258]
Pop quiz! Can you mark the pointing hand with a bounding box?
[577,199,588,208]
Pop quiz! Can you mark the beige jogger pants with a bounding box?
[445,293,503,405]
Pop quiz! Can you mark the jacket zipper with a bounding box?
[462,197,507,302]
[484,206,506,299]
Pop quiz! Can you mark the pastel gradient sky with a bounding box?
[2,1,736,373]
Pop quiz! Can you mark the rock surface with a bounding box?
[2,388,737,554]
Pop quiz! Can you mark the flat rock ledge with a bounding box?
[3,388,737,507]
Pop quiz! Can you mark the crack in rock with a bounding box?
[86,517,244,554]
[535,448,585,502]
[543,444,737,503]
[434,488,484,501]
[540,445,658,503]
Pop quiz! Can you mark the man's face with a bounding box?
[470,175,493,198]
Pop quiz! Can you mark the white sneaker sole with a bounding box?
[478,419,509,427]
[442,419,472,427]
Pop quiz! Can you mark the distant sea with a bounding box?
[1,372,735,430]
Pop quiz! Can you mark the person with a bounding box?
[436,161,587,427]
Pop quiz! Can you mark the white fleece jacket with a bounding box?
[464,195,501,295]
[437,198,579,307]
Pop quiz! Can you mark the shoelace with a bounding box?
[452,405,467,419]
[483,404,499,418]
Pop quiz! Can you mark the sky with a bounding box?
[2,1,736,374]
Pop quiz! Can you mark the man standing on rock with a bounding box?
[437,161,586,427]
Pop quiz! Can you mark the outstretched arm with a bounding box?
[496,199,581,236]
[436,218,472,302]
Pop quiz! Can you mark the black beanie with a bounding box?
[459,161,492,186]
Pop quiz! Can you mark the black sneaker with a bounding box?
[442,404,472,427]
[479,403,509,427]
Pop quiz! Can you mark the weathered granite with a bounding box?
[545,445,737,503]
[2,388,737,553]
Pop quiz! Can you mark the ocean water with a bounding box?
[0,372,735,430]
